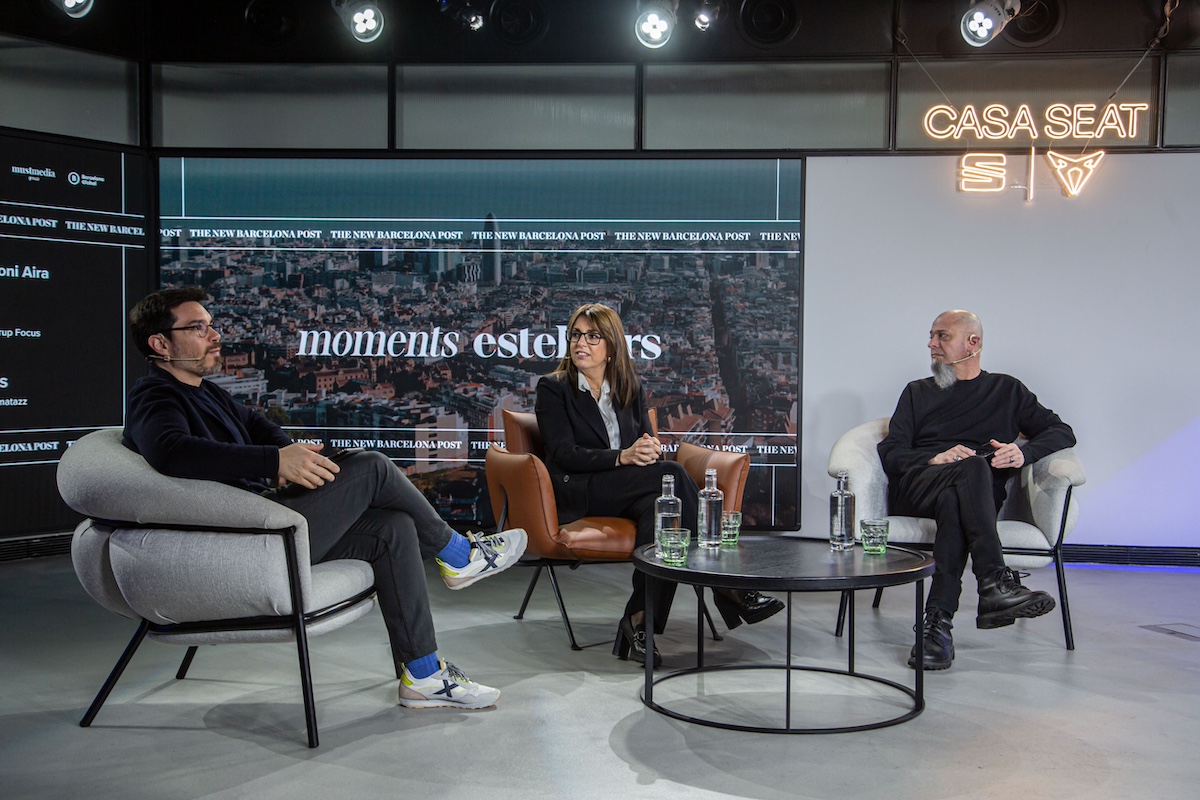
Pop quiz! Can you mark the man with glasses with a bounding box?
[123,287,526,709]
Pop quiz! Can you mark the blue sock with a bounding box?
[436,532,471,568]
[405,652,440,679]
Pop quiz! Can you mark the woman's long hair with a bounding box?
[549,303,640,408]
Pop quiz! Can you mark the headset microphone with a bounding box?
[944,346,983,365]
[148,354,209,362]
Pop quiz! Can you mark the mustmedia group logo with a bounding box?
[10,165,56,182]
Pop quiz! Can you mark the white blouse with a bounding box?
[577,372,621,450]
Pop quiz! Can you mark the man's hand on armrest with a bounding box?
[277,442,339,489]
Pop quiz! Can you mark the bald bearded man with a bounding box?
[878,310,1076,671]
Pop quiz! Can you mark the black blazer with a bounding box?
[122,366,292,492]
[534,374,654,524]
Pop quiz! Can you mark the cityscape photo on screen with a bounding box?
[158,157,802,529]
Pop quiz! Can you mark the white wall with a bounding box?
[802,152,1200,548]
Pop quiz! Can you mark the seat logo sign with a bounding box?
[959,153,1009,193]
[957,148,1106,199]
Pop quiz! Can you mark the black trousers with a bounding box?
[265,451,454,674]
[892,456,1007,616]
[584,460,699,634]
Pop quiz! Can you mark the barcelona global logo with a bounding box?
[1045,150,1106,198]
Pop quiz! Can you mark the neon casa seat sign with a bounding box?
[924,102,1149,142]
[924,101,1150,199]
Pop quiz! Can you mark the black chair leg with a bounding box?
[514,563,544,620]
[175,646,199,680]
[1054,551,1075,650]
[543,564,583,651]
[280,529,320,748]
[514,561,584,650]
[81,619,150,727]
[293,621,319,748]
[835,590,850,637]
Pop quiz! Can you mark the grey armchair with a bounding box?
[827,417,1085,649]
[57,428,377,748]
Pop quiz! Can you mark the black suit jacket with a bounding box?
[534,374,654,524]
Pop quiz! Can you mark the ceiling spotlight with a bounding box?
[961,0,1021,48]
[636,0,678,49]
[694,0,722,32]
[49,0,94,18]
[332,0,385,43]
[438,1,486,32]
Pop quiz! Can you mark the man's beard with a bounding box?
[180,353,223,379]
[931,359,957,390]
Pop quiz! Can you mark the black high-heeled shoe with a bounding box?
[613,616,662,668]
[712,590,785,629]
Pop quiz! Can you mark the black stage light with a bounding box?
[438,0,486,31]
[332,0,385,43]
[636,0,678,49]
[694,0,722,32]
[961,0,1021,47]
[49,0,94,18]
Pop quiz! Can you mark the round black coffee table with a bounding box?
[633,535,935,733]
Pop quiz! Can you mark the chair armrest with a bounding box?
[1029,447,1086,489]
[673,442,750,513]
[58,429,306,537]
[827,418,890,522]
[484,446,574,560]
[1010,447,1085,545]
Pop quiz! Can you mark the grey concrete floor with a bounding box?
[2,552,1198,800]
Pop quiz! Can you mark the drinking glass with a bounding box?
[860,519,889,554]
[720,511,742,547]
[660,527,690,566]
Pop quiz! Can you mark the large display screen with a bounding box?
[0,132,148,536]
[158,157,802,528]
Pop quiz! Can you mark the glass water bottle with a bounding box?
[829,470,855,551]
[697,468,724,549]
[654,474,682,558]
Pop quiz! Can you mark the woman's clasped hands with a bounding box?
[619,433,662,467]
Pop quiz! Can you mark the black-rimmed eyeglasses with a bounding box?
[161,322,220,338]
[568,329,604,344]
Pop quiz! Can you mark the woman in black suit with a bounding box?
[535,303,782,667]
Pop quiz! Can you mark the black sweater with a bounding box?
[878,371,1076,507]
[122,367,291,492]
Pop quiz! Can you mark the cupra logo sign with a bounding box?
[926,101,1149,199]
[1044,150,1106,197]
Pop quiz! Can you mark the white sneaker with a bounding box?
[398,660,501,709]
[437,528,527,590]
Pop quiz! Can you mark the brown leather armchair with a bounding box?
[485,408,751,649]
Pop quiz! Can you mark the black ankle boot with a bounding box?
[613,616,661,668]
[976,566,1056,629]
[908,606,954,670]
[712,590,785,629]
